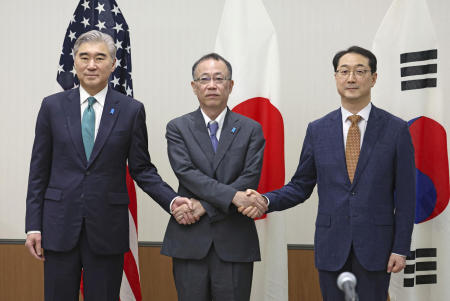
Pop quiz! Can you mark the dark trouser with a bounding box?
[173,245,254,301]
[44,224,124,301]
[318,248,391,301]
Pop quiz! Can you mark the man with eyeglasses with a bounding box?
[243,46,416,300]
[160,53,266,301]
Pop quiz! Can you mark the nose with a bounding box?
[346,71,357,82]
[206,80,218,89]
[87,58,97,69]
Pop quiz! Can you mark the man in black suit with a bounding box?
[25,30,191,301]
[161,53,268,301]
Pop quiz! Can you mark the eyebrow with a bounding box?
[339,63,367,68]
[198,72,226,77]
[78,52,108,57]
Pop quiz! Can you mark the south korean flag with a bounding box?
[373,0,450,300]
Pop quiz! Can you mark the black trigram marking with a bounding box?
[403,248,437,287]
[400,49,437,63]
[401,78,436,90]
[400,49,437,91]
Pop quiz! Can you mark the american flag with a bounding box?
[57,0,133,97]
[57,1,141,300]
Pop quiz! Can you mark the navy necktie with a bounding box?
[208,121,219,152]
[82,97,96,160]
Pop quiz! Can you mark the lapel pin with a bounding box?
[231,127,236,134]
[110,108,115,115]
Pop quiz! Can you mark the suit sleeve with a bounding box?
[392,122,416,256]
[128,104,177,213]
[266,123,317,212]
[166,120,264,215]
[228,124,265,191]
[25,99,53,233]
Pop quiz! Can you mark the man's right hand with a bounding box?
[172,198,206,225]
[25,233,45,261]
[237,189,268,218]
[232,190,268,217]
[171,197,196,225]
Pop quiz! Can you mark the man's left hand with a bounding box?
[387,253,406,273]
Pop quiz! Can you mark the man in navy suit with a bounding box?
[24,30,191,301]
[244,46,416,300]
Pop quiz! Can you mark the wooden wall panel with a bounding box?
[1,243,324,300]
[0,244,44,301]
[138,246,178,300]
[288,249,322,301]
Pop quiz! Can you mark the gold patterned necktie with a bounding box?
[345,115,362,183]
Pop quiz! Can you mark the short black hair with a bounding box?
[192,53,232,80]
[332,46,377,73]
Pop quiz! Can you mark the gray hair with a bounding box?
[73,30,116,60]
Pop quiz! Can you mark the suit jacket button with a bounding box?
[81,193,84,198]
[86,171,90,176]
[351,191,356,196]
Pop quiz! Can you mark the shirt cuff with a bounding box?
[262,195,270,206]
[27,231,41,235]
[392,252,406,257]
[169,196,180,214]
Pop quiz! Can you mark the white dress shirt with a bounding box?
[80,85,108,140]
[201,107,227,140]
[341,102,372,149]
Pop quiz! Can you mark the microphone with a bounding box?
[337,272,359,301]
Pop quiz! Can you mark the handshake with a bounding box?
[171,189,268,225]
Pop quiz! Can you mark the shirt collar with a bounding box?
[201,107,227,129]
[79,85,108,107]
[341,102,372,123]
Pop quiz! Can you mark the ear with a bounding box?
[111,57,117,72]
[370,72,378,87]
[191,81,198,95]
[228,80,234,93]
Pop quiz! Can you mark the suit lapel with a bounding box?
[188,108,215,163]
[88,89,120,167]
[62,89,87,164]
[351,105,384,188]
[213,110,239,172]
[329,109,349,184]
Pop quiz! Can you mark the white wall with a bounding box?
[1,0,449,244]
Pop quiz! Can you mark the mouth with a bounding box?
[206,94,220,97]
[345,87,358,90]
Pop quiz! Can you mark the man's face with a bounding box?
[335,53,377,103]
[74,41,115,95]
[191,59,234,112]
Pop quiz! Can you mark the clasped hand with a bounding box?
[233,189,268,219]
[171,197,205,225]
[172,189,268,224]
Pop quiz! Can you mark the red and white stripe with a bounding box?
[120,168,142,301]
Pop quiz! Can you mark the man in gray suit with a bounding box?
[161,53,267,301]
